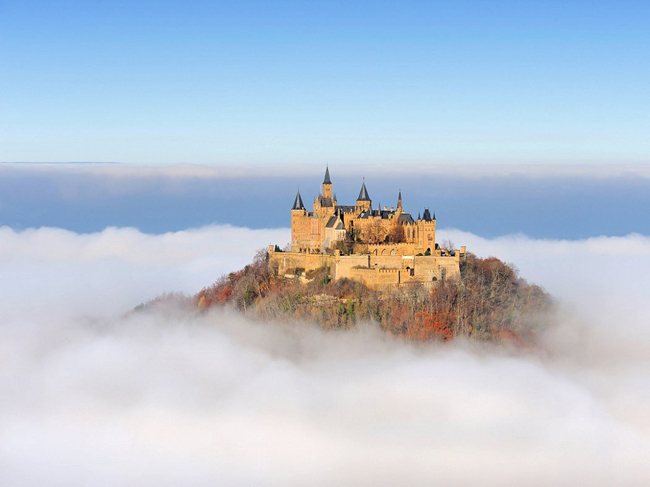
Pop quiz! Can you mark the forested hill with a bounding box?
[191,250,553,346]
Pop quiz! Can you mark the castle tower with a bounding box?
[418,207,436,252]
[291,190,307,251]
[356,179,372,211]
[397,189,403,211]
[322,166,332,199]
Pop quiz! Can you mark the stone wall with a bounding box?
[332,254,370,280]
[269,246,461,290]
[269,248,332,276]
[349,267,401,290]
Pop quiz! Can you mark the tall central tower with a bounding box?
[322,166,332,199]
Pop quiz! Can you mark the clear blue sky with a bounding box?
[1,1,648,165]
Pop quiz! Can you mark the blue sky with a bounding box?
[1,1,649,165]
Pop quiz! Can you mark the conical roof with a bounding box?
[292,190,305,210]
[357,180,370,201]
[323,166,331,184]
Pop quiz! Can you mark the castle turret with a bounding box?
[290,190,308,252]
[418,207,436,252]
[397,189,403,211]
[323,166,332,199]
[356,179,371,211]
[292,190,305,211]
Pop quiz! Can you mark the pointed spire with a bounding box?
[418,212,421,220]
[323,165,331,185]
[397,189,402,209]
[357,178,370,201]
[292,190,305,210]
[423,208,432,221]
[433,212,436,220]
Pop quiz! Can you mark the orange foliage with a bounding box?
[218,286,232,303]
[408,311,454,341]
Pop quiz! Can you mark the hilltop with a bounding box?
[193,249,552,346]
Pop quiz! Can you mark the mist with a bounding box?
[1,225,649,485]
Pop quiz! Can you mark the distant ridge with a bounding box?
[0,161,123,165]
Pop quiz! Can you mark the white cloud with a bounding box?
[0,225,289,319]
[4,161,650,180]
[1,225,649,485]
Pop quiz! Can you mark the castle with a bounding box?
[269,167,465,290]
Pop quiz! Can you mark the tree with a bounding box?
[387,223,405,243]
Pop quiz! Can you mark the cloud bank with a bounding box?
[5,161,650,179]
[0,225,289,320]
[3,163,650,238]
[1,225,649,485]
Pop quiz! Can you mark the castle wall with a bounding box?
[369,254,403,269]
[412,255,460,282]
[271,246,461,290]
[362,243,418,256]
[348,267,400,290]
[323,226,345,252]
[269,249,333,276]
[332,254,370,280]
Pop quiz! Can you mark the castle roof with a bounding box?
[292,190,305,210]
[325,216,345,230]
[338,205,356,213]
[318,196,334,207]
[422,208,433,221]
[357,180,371,201]
[398,213,415,224]
[323,166,331,184]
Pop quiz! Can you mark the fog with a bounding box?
[1,225,649,485]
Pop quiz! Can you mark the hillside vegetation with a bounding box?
[195,249,553,346]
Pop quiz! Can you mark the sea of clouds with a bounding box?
[1,224,649,485]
